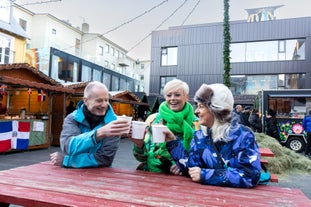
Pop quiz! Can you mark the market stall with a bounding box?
[0,63,74,152]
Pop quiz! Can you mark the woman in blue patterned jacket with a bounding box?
[164,83,261,188]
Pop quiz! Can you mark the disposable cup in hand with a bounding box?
[152,124,168,143]
[131,121,148,139]
[117,115,132,134]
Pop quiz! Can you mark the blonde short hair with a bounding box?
[163,79,189,95]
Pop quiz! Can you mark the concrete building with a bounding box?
[149,6,310,104]
[7,2,148,92]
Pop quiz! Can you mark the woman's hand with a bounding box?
[163,130,177,142]
[128,125,148,148]
[170,164,182,175]
[188,167,201,182]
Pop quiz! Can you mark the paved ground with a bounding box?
[1,138,311,206]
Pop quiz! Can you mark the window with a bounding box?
[19,18,27,31]
[75,39,80,55]
[141,64,145,69]
[110,47,115,56]
[120,78,126,90]
[92,69,102,81]
[161,47,178,66]
[105,44,109,54]
[104,60,109,68]
[160,76,176,94]
[231,73,306,95]
[231,39,305,62]
[103,73,111,90]
[0,35,13,64]
[52,28,56,35]
[110,63,115,70]
[98,46,104,56]
[81,65,92,82]
[112,76,119,90]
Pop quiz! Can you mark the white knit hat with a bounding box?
[194,83,234,122]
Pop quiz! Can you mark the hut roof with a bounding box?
[0,63,74,93]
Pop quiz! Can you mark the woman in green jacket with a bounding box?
[129,79,198,174]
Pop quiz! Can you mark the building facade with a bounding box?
[149,15,311,102]
[8,2,148,92]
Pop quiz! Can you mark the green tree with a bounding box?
[223,0,231,87]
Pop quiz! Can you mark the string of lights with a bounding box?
[181,0,200,25]
[59,0,169,54]
[127,0,189,53]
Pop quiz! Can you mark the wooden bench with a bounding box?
[259,147,279,183]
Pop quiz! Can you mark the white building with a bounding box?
[10,2,149,92]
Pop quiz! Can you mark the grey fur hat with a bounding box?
[194,83,234,122]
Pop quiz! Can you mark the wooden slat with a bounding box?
[259,148,275,157]
[270,173,279,183]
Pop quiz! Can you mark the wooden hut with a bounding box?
[0,63,74,151]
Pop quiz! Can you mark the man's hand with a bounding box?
[50,152,65,166]
[188,167,201,182]
[96,119,130,141]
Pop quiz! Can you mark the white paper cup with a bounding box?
[117,115,132,134]
[152,124,168,143]
[131,121,148,139]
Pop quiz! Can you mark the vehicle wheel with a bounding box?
[286,137,306,153]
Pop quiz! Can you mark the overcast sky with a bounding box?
[15,0,311,60]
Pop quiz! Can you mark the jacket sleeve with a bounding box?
[166,139,190,175]
[199,131,261,188]
[60,114,120,168]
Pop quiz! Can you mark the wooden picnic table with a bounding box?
[0,161,310,207]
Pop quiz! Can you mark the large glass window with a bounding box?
[160,76,176,94]
[92,69,102,81]
[231,39,305,62]
[81,65,92,82]
[268,97,310,118]
[119,78,126,90]
[161,47,178,66]
[231,73,306,95]
[112,76,119,91]
[103,73,111,90]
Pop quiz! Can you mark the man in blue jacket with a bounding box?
[50,81,130,168]
[302,110,311,158]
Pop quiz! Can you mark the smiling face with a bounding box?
[195,103,215,128]
[164,88,188,112]
[83,85,109,116]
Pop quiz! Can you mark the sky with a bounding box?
[14,0,311,60]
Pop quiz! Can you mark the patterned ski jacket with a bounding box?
[60,102,120,168]
[167,124,261,188]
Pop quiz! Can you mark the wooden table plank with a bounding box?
[259,148,275,157]
[0,162,310,207]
